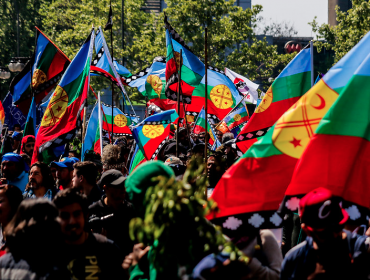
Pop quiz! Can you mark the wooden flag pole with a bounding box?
[176,49,183,158]
[310,40,314,87]
[204,27,208,168]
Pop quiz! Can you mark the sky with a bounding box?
[252,0,328,38]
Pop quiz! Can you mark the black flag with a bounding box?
[104,5,113,31]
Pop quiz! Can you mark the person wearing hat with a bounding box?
[20,135,35,158]
[1,153,30,192]
[223,140,239,168]
[72,161,102,206]
[11,131,22,153]
[281,188,370,280]
[50,157,79,190]
[89,169,136,257]
[164,156,186,177]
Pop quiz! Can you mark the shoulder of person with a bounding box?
[284,240,309,261]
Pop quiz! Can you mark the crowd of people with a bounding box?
[0,124,369,280]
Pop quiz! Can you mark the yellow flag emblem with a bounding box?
[210,85,233,109]
[41,86,68,127]
[147,75,163,97]
[142,124,165,139]
[255,87,273,114]
[272,79,339,158]
[114,114,128,127]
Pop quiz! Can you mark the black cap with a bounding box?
[98,169,126,188]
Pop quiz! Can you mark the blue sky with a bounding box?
[252,0,328,38]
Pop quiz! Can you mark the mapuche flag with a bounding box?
[223,101,249,131]
[11,27,70,115]
[236,48,312,153]
[129,144,146,174]
[132,109,178,160]
[101,102,139,136]
[32,29,95,164]
[127,56,167,100]
[283,33,370,223]
[193,107,220,148]
[190,67,244,121]
[82,102,101,160]
[206,31,370,236]
[164,16,205,103]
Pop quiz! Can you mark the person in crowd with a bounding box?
[216,130,223,143]
[13,124,21,133]
[207,153,226,190]
[84,150,103,174]
[23,161,57,200]
[223,140,240,168]
[51,157,79,190]
[0,199,68,279]
[89,169,136,257]
[68,148,80,159]
[222,132,234,144]
[164,156,187,177]
[281,212,306,256]
[281,187,370,280]
[20,135,35,158]
[1,153,29,192]
[102,144,128,175]
[53,188,125,279]
[49,163,58,181]
[0,185,23,257]
[10,131,22,153]
[72,161,102,205]
[177,127,190,152]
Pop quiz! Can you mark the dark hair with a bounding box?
[0,185,23,223]
[53,188,89,217]
[73,161,98,186]
[21,154,31,167]
[13,124,21,129]
[29,162,56,191]
[4,199,62,259]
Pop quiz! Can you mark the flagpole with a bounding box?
[110,0,114,144]
[176,49,182,158]
[98,92,103,155]
[204,27,208,165]
[310,40,314,87]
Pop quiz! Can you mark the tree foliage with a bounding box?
[309,0,370,63]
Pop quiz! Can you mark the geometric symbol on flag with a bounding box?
[345,205,361,220]
[255,87,273,113]
[208,128,215,142]
[248,213,265,228]
[246,133,253,138]
[271,79,339,159]
[210,84,233,109]
[270,212,283,227]
[223,216,243,230]
[142,124,165,139]
[186,115,195,123]
[41,86,68,127]
[147,75,163,98]
[174,51,181,71]
[32,69,47,89]
[256,130,264,136]
[285,197,300,211]
[114,114,128,127]
[238,135,244,141]
[234,114,241,122]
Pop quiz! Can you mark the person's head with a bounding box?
[13,124,21,132]
[222,132,234,144]
[68,151,79,158]
[216,131,223,142]
[0,184,23,227]
[192,143,205,158]
[177,127,188,146]
[98,169,126,204]
[299,187,348,246]
[29,162,55,191]
[72,161,98,189]
[53,188,88,244]
[49,165,57,181]
[101,144,126,173]
[223,140,238,165]
[20,135,35,157]
[11,131,22,150]
[198,132,206,142]
[1,153,29,180]
[164,156,186,177]
[5,199,61,258]
[51,157,79,188]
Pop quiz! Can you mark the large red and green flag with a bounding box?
[205,31,370,236]
[164,16,205,104]
[23,96,37,137]
[101,102,139,136]
[10,27,70,115]
[192,107,221,149]
[32,29,95,164]
[283,34,370,223]
[132,109,178,160]
[127,56,167,100]
[236,47,312,153]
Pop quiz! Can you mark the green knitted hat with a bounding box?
[126,161,175,216]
